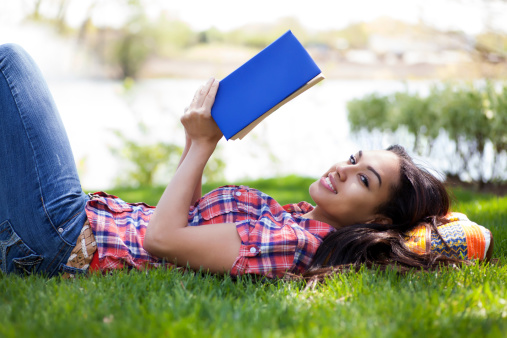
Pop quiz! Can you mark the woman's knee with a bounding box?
[0,43,29,63]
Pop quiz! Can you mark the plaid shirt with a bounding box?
[86,186,335,278]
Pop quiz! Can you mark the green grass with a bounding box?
[102,174,315,207]
[450,188,507,260]
[1,176,507,337]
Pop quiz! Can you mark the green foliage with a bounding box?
[78,3,197,79]
[347,93,391,132]
[111,30,152,79]
[197,27,224,44]
[347,82,507,184]
[97,3,157,79]
[435,84,492,181]
[393,90,440,153]
[148,16,196,57]
[202,147,226,184]
[110,125,183,187]
[109,122,226,188]
[488,85,507,178]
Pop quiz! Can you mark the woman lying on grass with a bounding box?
[0,44,492,280]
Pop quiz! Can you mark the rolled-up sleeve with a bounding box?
[231,218,324,278]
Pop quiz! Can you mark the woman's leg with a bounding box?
[0,44,89,276]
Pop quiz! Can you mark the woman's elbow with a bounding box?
[143,224,170,258]
[143,230,158,255]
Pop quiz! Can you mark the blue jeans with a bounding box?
[0,44,89,277]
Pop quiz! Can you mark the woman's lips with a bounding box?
[320,176,337,194]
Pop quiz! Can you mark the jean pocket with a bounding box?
[0,220,44,275]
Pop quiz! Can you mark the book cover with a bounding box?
[211,30,324,140]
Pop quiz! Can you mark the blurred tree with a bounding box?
[28,0,44,20]
[198,27,225,44]
[77,0,98,42]
[148,15,196,57]
[26,0,72,34]
[111,14,154,79]
[55,0,70,34]
[347,93,391,133]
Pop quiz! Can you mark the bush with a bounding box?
[110,124,183,187]
[347,81,507,184]
[110,122,226,188]
[347,93,391,132]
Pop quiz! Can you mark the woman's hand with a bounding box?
[181,78,222,147]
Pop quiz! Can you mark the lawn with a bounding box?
[1,176,506,337]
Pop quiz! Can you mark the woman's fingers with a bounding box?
[190,78,216,109]
[181,77,222,144]
[190,85,203,107]
[203,79,219,110]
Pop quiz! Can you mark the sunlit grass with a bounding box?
[102,174,315,207]
[451,188,507,260]
[2,263,506,337]
[2,177,506,337]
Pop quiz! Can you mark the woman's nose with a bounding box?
[335,164,348,181]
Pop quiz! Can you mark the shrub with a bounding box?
[347,81,507,184]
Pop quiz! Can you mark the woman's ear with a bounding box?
[367,216,393,225]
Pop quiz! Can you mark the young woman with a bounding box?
[0,44,492,279]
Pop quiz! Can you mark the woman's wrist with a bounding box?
[190,138,219,153]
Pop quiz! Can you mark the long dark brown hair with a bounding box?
[299,145,461,282]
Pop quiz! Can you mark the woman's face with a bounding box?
[308,150,401,228]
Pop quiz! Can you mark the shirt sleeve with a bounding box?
[231,217,323,278]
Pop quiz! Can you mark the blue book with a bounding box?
[211,30,324,140]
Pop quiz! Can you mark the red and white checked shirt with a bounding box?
[86,186,335,278]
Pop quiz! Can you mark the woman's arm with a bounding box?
[144,78,241,273]
[177,132,202,206]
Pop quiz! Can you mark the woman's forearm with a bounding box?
[146,141,215,243]
[178,136,202,205]
[144,77,222,259]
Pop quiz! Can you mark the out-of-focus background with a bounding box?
[1,0,507,191]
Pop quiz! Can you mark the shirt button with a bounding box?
[250,247,257,254]
[235,191,242,197]
[58,228,64,233]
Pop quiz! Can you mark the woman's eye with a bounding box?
[349,154,356,164]
[360,175,369,188]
